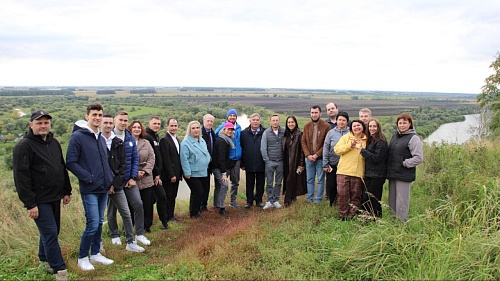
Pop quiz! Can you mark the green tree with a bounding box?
[477,52,500,133]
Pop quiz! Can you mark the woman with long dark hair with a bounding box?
[282,116,307,206]
[360,118,387,217]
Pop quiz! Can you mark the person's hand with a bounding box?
[108,186,115,195]
[154,176,161,186]
[222,173,228,182]
[63,195,71,204]
[307,155,316,162]
[126,178,136,188]
[170,176,177,183]
[184,176,191,180]
[138,170,145,179]
[323,167,330,173]
[28,206,39,219]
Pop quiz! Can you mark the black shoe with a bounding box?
[245,203,252,209]
[256,202,264,207]
[200,206,208,212]
[190,213,201,219]
[145,228,151,233]
[168,216,179,222]
[219,208,228,216]
[160,224,169,230]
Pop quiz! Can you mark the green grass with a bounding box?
[1,140,499,280]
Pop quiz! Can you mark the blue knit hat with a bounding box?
[227,109,238,118]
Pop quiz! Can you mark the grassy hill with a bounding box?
[0,141,499,280]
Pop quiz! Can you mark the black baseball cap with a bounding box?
[30,110,52,121]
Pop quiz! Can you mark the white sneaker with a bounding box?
[90,253,114,265]
[77,257,94,271]
[126,242,145,252]
[111,237,122,245]
[135,235,151,246]
[263,201,273,210]
[273,201,282,209]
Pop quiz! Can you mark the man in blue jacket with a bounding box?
[66,103,114,271]
[13,110,72,280]
[215,109,242,208]
[107,110,150,246]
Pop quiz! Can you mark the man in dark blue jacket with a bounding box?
[240,113,266,208]
[66,103,114,271]
[13,110,72,280]
[108,110,150,246]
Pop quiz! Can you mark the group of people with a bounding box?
[12,102,423,280]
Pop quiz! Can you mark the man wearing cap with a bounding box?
[215,109,243,208]
[13,110,72,280]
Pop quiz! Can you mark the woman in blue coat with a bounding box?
[180,121,211,218]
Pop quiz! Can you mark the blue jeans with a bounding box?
[79,192,107,258]
[35,201,66,273]
[305,158,325,202]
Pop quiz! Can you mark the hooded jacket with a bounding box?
[66,120,113,193]
[13,130,72,209]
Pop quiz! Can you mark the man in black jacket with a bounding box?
[13,110,72,280]
[159,118,183,222]
[201,114,216,212]
[240,113,266,208]
[101,115,144,253]
[145,116,168,230]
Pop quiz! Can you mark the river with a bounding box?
[424,114,480,145]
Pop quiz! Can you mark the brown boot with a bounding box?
[55,269,68,281]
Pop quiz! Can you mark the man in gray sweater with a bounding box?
[260,114,285,209]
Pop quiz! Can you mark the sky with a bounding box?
[1,0,499,93]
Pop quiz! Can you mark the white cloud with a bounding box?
[1,0,499,93]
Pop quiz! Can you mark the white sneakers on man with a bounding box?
[273,201,282,209]
[111,237,122,245]
[90,253,114,265]
[135,235,151,245]
[263,202,273,210]
[77,257,95,271]
[126,242,145,252]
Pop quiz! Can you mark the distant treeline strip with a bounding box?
[0,90,75,96]
[130,89,157,94]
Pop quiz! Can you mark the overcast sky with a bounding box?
[1,0,499,93]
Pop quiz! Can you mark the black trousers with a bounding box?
[325,165,338,206]
[245,171,265,205]
[139,187,154,230]
[361,177,385,217]
[185,177,203,216]
[164,180,180,219]
[200,172,211,209]
[152,183,168,225]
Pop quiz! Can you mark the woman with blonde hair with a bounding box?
[180,121,211,218]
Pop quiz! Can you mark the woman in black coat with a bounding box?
[360,118,388,217]
[282,116,307,206]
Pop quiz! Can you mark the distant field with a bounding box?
[74,89,478,118]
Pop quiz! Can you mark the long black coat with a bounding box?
[282,129,307,204]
